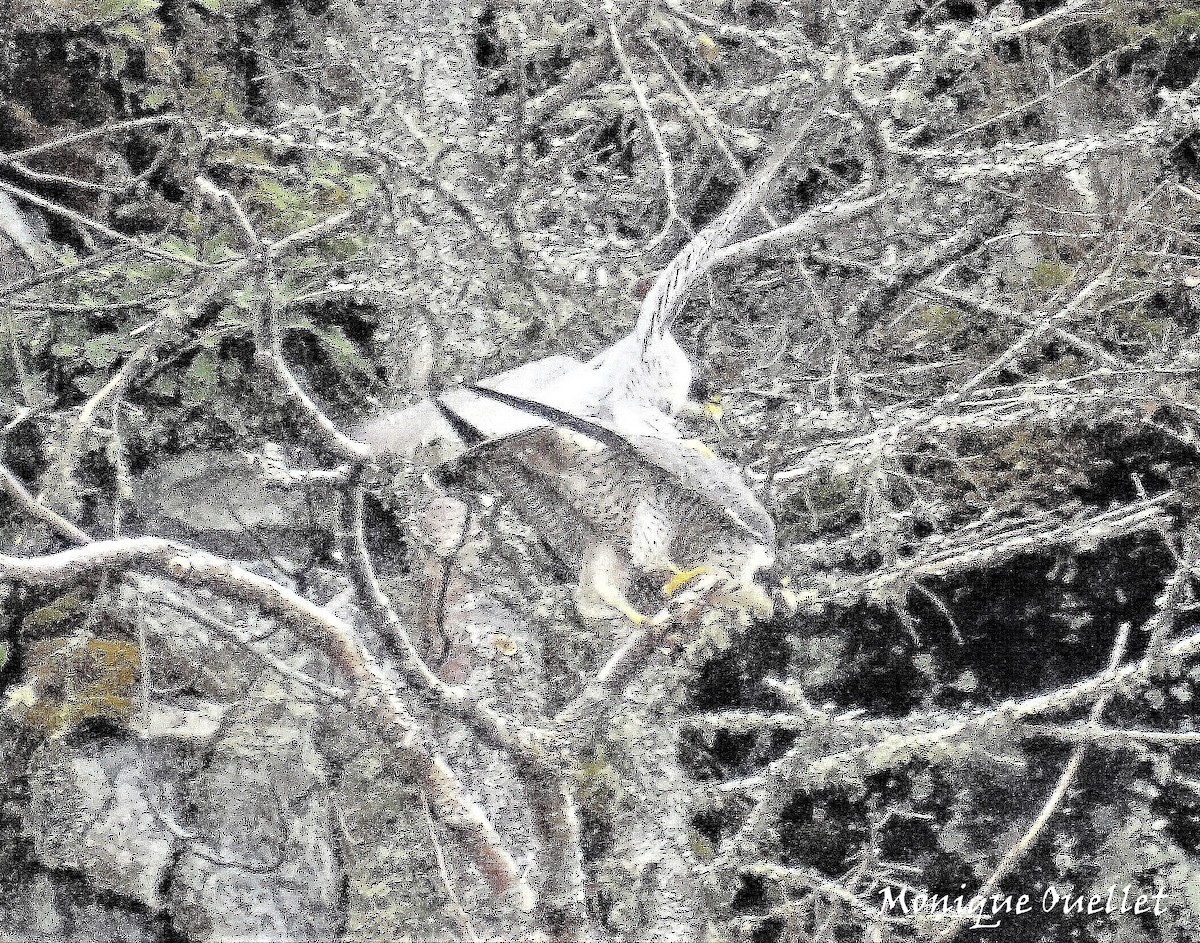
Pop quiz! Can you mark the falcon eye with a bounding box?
[687,376,713,401]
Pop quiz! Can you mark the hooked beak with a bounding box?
[681,393,726,433]
[703,394,726,434]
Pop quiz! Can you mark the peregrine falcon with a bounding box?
[433,385,777,625]
[355,110,813,623]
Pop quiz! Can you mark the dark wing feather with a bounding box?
[463,385,639,455]
[624,434,775,546]
[463,385,775,546]
[429,421,593,572]
[433,396,488,445]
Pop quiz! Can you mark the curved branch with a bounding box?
[601,2,685,244]
[339,485,556,769]
[0,537,534,910]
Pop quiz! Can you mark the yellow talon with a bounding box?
[610,596,650,625]
[686,439,715,458]
[662,564,712,596]
[703,399,724,422]
[623,607,648,625]
[595,582,651,625]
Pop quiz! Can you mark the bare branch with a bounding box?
[0,459,93,545]
[934,622,1130,942]
[0,536,536,909]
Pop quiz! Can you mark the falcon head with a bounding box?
[684,368,725,425]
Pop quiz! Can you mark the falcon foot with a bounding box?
[685,439,716,458]
[662,563,712,597]
[596,584,654,626]
[618,600,652,625]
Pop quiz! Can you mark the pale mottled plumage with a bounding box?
[358,112,817,621]
[538,326,695,438]
[354,356,584,464]
[441,387,776,623]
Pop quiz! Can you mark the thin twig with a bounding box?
[420,791,481,942]
[602,1,685,246]
[934,622,1130,942]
